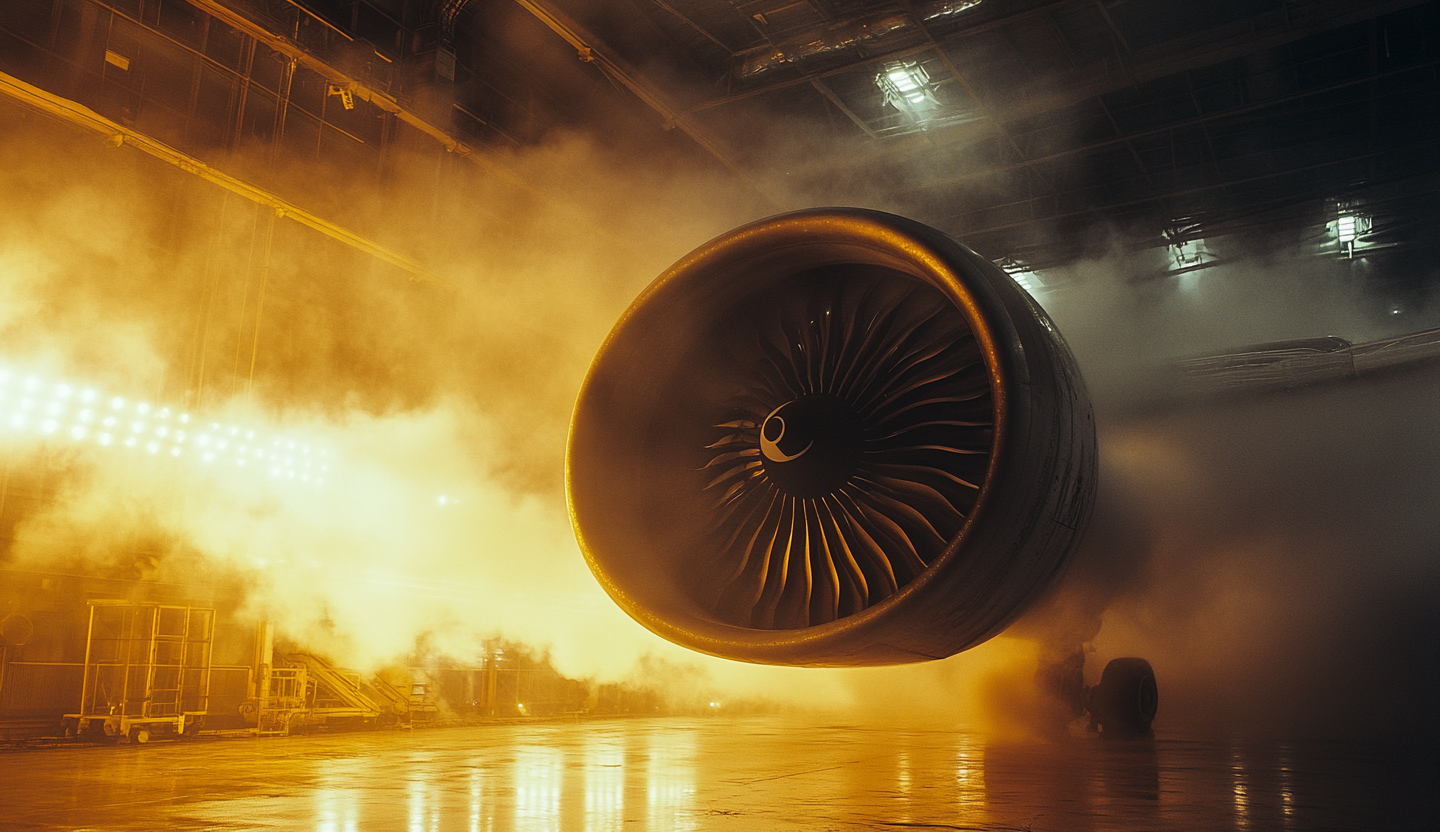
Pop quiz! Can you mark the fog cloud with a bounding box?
[2,97,1436,741]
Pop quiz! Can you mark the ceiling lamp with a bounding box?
[1332,208,1371,258]
[922,0,984,21]
[1162,222,1215,272]
[1168,238,1209,270]
[876,61,937,116]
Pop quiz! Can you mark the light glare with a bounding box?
[0,364,330,485]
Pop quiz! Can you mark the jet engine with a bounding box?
[567,208,1097,666]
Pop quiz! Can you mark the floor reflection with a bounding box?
[954,734,985,817]
[0,717,1433,831]
[645,728,696,830]
[512,746,562,831]
[583,734,625,832]
[408,750,441,832]
[315,755,364,832]
[1231,745,1251,830]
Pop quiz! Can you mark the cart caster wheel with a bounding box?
[62,718,79,740]
[129,727,151,745]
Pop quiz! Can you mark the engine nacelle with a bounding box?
[567,209,1096,666]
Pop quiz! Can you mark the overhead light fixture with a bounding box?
[1168,238,1208,270]
[876,61,937,116]
[1162,222,1215,272]
[922,0,984,22]
[1331,207,1371,258]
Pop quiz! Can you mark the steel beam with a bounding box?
[814,0,1432,188]
[936,137,1440,243]
[184,0,545,202]
[809,78,879,138]
[710,0,1082,111]
[690,0,1430,130]
[895,59,1439,196]
[509,0,784,209]
[189,0,461,153]
[0,70,448,286]
[646,0,736,54]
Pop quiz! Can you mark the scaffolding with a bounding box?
[63,601,213,744]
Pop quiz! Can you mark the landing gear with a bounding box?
[1035,646,1159,739]
[1087,657,1159,738]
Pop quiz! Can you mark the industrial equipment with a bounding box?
[249,663,312,735]
[243,651,384,734]
[240,631,448,734]
[62,601,212,744]
[568,208,1096,666]
[568,207,1158,733]
[370,673,440,725]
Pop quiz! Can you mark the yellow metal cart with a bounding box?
[63,601,213,744]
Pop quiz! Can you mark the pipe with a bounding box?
[255,621,274,707]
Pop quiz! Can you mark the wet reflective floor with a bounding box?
[0,718,1435,831]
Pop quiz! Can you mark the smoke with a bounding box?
[3,85,1437,743]
[0,100,1042,736]
[1030,241,1440,411]
[1010,245,1440,741]
[0,105,764,680]
[0,97,986,724]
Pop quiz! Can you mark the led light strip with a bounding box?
[0,368,329,485]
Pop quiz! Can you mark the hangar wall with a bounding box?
[0,0,693,740]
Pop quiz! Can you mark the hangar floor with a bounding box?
[0,717,1434,831]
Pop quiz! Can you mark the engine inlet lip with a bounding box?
[567,208,1015,664]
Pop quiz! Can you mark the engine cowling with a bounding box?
[567,208,1095,666]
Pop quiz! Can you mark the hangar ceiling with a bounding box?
[1,0,1438,291]
[517,0,1440,279]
